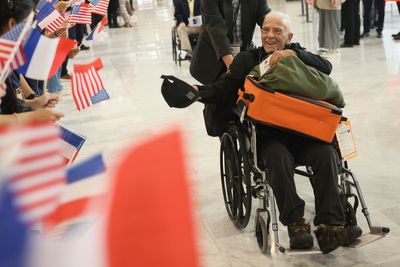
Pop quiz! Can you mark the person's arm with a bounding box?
[202,0,232,61]
[173,0,186,26]
[0,109,64,126]
[256,0,271,27]
[288,43,332,74]
[19,74,37,99]
[196,51,256,105]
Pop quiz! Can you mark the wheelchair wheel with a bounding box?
[255,211,270,254]
[171,27,177,63]
[220,124,252,229]
[343,200,357,228]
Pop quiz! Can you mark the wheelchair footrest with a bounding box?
[345,232,387,248]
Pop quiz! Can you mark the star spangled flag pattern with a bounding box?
[59,125,86,165]
[90,0,110,16]
[86,18,108,41]
[71,66,110,110]
[0,21,27,73]
[36,3,65,33]
[69,3,93,24]
[35,0,58,11]
[2,123,66,225]
[17,29,76,80]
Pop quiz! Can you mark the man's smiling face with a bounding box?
[261,15,293,53]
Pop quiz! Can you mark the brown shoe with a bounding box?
[61,74,71,80]
[314,224,362,254]
[287,218,314,249]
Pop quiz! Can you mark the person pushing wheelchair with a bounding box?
[161,11,362,254]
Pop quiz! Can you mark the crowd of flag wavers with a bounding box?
[0,0,145,266]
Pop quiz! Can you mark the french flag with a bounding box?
[18,29,76,80]
[86,18,108,41]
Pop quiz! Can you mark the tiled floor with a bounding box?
[55,0,400,266]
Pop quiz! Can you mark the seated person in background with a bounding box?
[173,0,202,58]
[162,11,361,254]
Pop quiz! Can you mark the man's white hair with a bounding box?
[264,11,292,33]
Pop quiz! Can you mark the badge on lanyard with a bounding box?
[231,43,241,57]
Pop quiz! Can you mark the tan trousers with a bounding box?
[177,26,202,52]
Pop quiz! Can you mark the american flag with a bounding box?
[36,3,65,34]
[3,123,66,225]
[69,3,93,24]
[90,0,110,16]
[0,21,27,73]
[35,0,58,11]
[71,66,109,110]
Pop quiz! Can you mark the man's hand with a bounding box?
[177,22,186,31]
[0,82,6,105]
[28,108,64,123]
[53,20,69,38]
[222,54,234,71]
[54,1,69,13]
[269,50,297,67]
[30,93,60,109]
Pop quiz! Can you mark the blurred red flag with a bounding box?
[107,129,200,267]
[73,58,103,73]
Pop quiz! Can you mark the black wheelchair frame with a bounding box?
[219,117,390,254]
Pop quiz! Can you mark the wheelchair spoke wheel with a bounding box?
[220,123,252,229]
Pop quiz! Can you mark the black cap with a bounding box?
[160,75,199,108]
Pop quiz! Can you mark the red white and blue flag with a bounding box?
[0,21,27,74]
[90,0,110,16]
[71,64,110,111]
[17,29,76,80]
[69,3,93,24]
[35,0,58,11]
[59,124,86,165]
[35,3,65,34]
[1,123,66,225]
[86,18,108,41]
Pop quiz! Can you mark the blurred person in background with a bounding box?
[189,0,270,84]
[315,0,342,57]
[341,0,360,47]
[173,0,202,58]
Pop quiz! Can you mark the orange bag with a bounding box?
[237,77,343,143]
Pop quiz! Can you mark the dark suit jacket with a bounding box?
[173,0,201,26]
[190,0,270,84]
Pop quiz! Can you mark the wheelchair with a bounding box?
[219,79,390,254]
[171,25,198,66]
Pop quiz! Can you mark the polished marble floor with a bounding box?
[55,0,400,266]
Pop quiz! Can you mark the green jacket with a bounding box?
[249,56,345,108]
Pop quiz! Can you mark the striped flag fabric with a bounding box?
[69,3,93,24]
[35,3,65,34]
[0,21,27,73]
[90,0,110,16]
[71,66,110,110]
[59,124,86,165]
[86,17,108,41]
[2,123,66,225]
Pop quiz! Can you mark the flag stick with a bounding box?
[0,12,35,82]
[43,79,48,95]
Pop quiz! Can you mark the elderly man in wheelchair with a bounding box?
[161,11,389,254]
